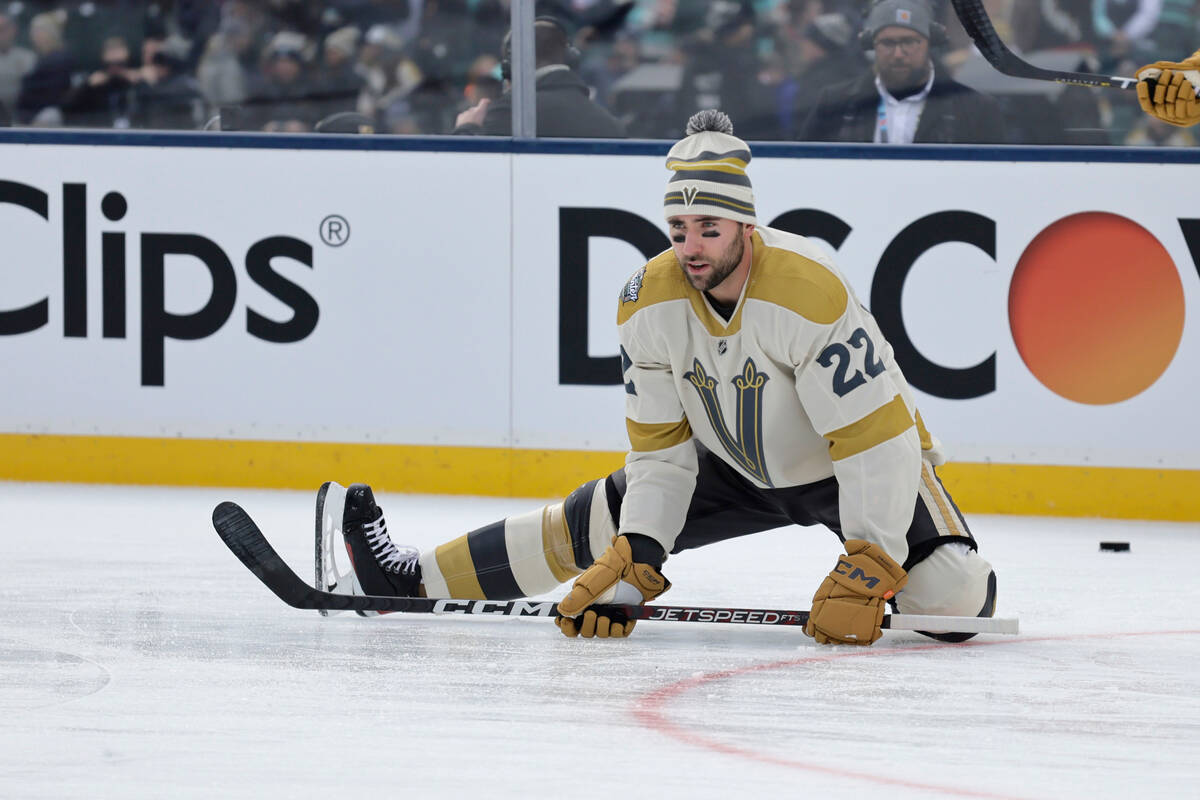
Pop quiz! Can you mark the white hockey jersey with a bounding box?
[617,226,932,564]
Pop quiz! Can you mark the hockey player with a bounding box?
[319,110,997,645]
[1135,48,1200,128]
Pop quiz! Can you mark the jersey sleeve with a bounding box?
[794,303,922,565]
[616,312,698,554]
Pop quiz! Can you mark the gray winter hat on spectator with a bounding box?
[863,0,935,40]
[663,110,756,226]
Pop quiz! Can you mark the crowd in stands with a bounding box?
[0,0,1194,145]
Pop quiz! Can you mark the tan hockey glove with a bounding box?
[555,535,670,639]
[1135,48,1200,127]
[805,539,908,646]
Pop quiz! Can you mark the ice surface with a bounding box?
[2,482,1198,799]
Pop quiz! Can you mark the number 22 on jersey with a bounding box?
[817,327,885,397]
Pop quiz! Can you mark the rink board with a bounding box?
[0,134,1197,518]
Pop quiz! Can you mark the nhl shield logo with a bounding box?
[681,185,700,206]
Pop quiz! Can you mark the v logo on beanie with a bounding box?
[663,110,757,225]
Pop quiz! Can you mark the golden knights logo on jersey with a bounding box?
[684,357,773,486]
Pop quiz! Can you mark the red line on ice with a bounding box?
[633,629,1200,799]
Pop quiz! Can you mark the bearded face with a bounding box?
[669,216,751,298]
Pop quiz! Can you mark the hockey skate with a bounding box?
[314,481,422,617]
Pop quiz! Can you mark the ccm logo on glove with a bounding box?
[834,559,895,597]
[805,539,908,645]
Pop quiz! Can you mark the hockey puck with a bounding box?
[1099,541,1130,552]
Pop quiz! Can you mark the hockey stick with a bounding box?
[213,501,1018,635]
[950,0,1136,90]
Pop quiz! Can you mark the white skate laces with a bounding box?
[363,514,419,576]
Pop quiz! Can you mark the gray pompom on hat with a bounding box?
[663,110,757,226]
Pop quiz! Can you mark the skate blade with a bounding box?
[315,481,351,618]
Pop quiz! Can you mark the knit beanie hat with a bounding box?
[862,0,936,41]
[663,110,757,226]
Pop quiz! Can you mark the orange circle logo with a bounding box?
[1008,212,1184,405]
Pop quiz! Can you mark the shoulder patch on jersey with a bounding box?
[617,250,689,325]
[620,267,646,304]
[746,238,848,325]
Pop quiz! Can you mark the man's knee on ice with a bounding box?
[894,543,996,642]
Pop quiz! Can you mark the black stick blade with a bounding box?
[213,501,449,614]
[213,501,317,608]
[950,0,1135,89]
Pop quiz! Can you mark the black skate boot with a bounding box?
[315,481,421,617]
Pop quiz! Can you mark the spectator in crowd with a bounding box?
[1024,0,1094,50]
[16,11,77,125]
[311,25,365,121]
[781,12,861,139]
[0,13,34,117]
[578,30,639,112]
[196,15,256,108]
[63,35,139,128]
[674,0,777,140]
[256,0,325,40]
[452,54,503,128]
[173,0,223,68]
[465,0,511,64]
[463,52,502,93]
[1090,0,1166,138]
[383,74,456,133]
[355,23,421,126]
[342,0,423,43]
[799,0,1007,143]
[1149,0,1195,58]
[242,31,317,131]
[411,0,481,88]
[464,72,503,106]
[0,0,1192,147]
[133,37,207,130]
[61,0,147,74]
[1091,0,1163,61]
[453,16,626,136]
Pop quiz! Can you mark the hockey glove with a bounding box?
[555,535,669,639]
[1136,49,1200,128]
[805,539,908,646]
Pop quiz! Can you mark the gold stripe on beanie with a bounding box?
[665,161,749,175]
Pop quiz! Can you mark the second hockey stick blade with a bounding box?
[951,0,1135,90]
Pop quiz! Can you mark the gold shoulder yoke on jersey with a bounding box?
[617,250,689,325]
[744,233,848,325]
